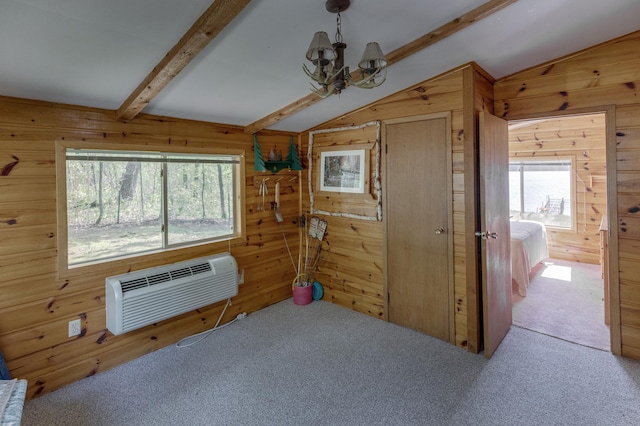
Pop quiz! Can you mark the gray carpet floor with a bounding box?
[512,258,610,351]
[23,299,640,426]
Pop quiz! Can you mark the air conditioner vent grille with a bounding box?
[190,263,212,274]
[120,262,213,293]
[170,267,193,279]
[147,272,171,286]
[120,277,149,293]
[106,253,238,335]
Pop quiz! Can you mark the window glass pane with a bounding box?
[508,160,572,229]
[166,162,235,245]
[66,159,162,265]
[509,169,521,218]
[65,149,240,267]
[523,168,571,228]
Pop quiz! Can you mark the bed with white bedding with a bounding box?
[510,220,549,296]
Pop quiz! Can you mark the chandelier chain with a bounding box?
[335,12,343,43]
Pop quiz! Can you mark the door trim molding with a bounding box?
[381,112,455,344]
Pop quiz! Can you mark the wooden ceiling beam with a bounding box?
[117,0,252,122]
[244,0,517,134]
[385,0,517,64]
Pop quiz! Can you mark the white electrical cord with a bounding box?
[176,298,246,348]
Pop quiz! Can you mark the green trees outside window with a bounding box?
[65,149,240,266]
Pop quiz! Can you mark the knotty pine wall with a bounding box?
[303,124,382,315]
[0,96,299,399]
[494,30,640,359]
[300,63,494,353]
[509,113,607,264]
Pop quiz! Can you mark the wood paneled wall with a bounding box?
[4,27,639,401]
[0,96,299,399]
[509,113,607,264]
[300,64,493,353]
[494,30,640,359]
[303,125,383,318]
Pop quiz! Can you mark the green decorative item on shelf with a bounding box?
[253,134,267,172]
[286,137,303,171]
[254,135,303,173]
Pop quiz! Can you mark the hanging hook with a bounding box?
[258,177,269,211]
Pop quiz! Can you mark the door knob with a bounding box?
[435,227,445,234]
[475,231,497,240]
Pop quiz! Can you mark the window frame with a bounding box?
[508,156,577,232]
[56,140,246,278]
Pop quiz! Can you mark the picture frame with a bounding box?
[308,121,381,221]
[319,148,367,194]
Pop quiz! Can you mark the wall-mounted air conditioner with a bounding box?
[106,253,238,335]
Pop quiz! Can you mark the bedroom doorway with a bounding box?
[506,111,612,351]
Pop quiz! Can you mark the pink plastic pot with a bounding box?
[293,285,312,305]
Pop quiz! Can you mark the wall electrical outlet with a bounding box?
[68,319,81,337]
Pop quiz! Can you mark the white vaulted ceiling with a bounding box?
[1,0,639,132]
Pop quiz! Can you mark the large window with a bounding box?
[509,158,574,229]
[61,147,243,267]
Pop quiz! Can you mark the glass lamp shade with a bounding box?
[306,31,336,65]
[358,42,387,73]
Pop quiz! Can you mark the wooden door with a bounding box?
[385,114,453,342]
[479,112,511,358]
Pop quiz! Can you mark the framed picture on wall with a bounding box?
[308,121,381,220]
[319,149,366,193]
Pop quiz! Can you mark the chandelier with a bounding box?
[303,0,387,98]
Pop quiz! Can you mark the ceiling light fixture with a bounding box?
[303,0,387,98]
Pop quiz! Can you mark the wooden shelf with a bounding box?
[263,160,295,173]
[253,135,303,174]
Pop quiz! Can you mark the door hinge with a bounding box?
[387,292,390,303]
[385,144,388,154]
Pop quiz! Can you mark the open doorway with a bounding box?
[506,113,610,351]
